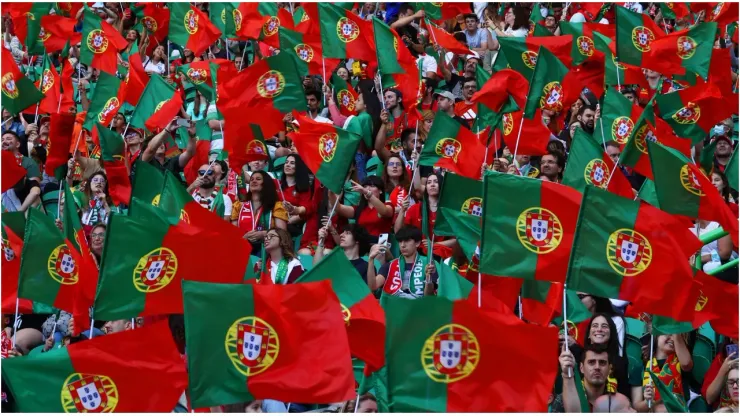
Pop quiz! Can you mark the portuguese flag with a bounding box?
[434,173,483,259]
[331,73,358,117]
[619,99,691,180]
[218,52,306,159]
[647,141,739,247]
[565,185,703,314]
[36,54,60,114]
[94,199,250,320]
[209,2,239,39]
[295,249,385,372]
[80,4,128,74]
[236,3,293,48]
[603,46,649,89]
[183,280,355,408]
[412,3,471,21]
[479,172,581,283]
[645,22,717,79]
[558,22,616,65]
[279,28,338,77]
[471,68,527,115]
[1,212,33,314]
[562,129,634,198]
[134,4,170,55]
[1,151,26,193]
[437,261,475,301]
[6,3,50,55]
[520,282,592,327]
[384,295,559,412]
[593,87,642,149]
[372,16,410,75]
[168,3,222,57]
[660,2,692,20]
[500,109,552,157]
[83,71,125,131]
[45,112,76,179]
[1,320,187,412]
[177,59,233,102]
[424,19,472,55]
[318,3,376,63]
[156,171,201,224]
[123,42,149,106]
[497,36,573,81]
[129,73,176,132]
[419,112,487,180]
[144,88,183,133]
[655,84,732,145]
[694,270,739,338]
[0,47,44,116]
[130,161,165,208]
[94,123,131,206]
[524,46,580,119]
[41,14,81,53]
[288,112,362,194]
[614,5,664,68]
[17,209,82,315]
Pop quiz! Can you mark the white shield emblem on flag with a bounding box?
[243,331,263,361]
[67,375,108,412]
[342,23,353,36]
[439,339,462,370]
[547,89,561,106]
[530,218,549,242]
[145,260,165,281]
[620,240,639,264]
[59,253,75,274]
[592,165,605,183]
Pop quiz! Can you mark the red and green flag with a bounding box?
[372,17,413,76]
[80,4,128,74]
[123,42,148,106]
[144,88,183,133]
[615,5,665,68]
[384,295,559,412]
[0,47,44,116]
[94,199,251,320]
[45,112,76,179]
[412,3,471,21]
[130,161,165,208]
[1,212,33,314]
[499,109,551,156]
[593,87,642,149]
[479,172,581,283]
[559,22,616,65]
[660,3,693,21]
[1,151,27,193]
[17,209,82,316]
[219,52,306,161]
[647,141,739,247]
[94,123,130,206]
[706,2,739,37]
[7,2,51,55]
[419,112,487,180]
[36,54,61,115]
[619,98,691,179]
[129,73,176,132]
[694,270,739,338]
[209,2,240,39]
[562,129,634,198]
[134,4,170,55]
[471,69,527,116]
[156,170,206,224]
[330,73,359,117]
[177,59,234,102]
[524,46,580,119]
[288,112,362,194]
[645,22,717,79]
[1,320,187,412]
[236,3,293,48]
[318,3,377,63]
[83,71,125,131]
[296,249,386,372]
[434,173,483,260]
[497,35,574,81]
[279,27,339,77]
[423,19,472,55]
[168,3,222,57]
[520,281,591,327]
[565,185,704,317]
[655,84,733,145]
[603,46,649,89]
[40,14,81,53]
[182,280,355,408]
[437,261,475,301]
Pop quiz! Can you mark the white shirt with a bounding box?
[143,58,165,75]
[503,27,529,38]
[417,54,438,76]
[192,188,233,217]
[269,257,303,284]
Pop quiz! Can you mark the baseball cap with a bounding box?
[714,134,732,145]
[38,116,50,125]
[433,89,456,100]
[465,52,481,62]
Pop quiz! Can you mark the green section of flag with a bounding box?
[435,172,482,238]
[129,73,176,131]
[562,129,608,193]
[637,179,660,208]
[372,17,405,75]
[437,261,473,301]
[727,149,738,192]
[17,210,67,308]
[594,87,635,146]
[646,140,700,218]
[523,46,569,119]
[278,28,311,77]
[83,71,122,131]
[1,346,76,412]
[295,249,370,308]
[130,161,165,211]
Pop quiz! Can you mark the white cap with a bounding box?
[465,51,481,61]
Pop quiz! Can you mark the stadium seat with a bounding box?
[692,323,717,386]
[366,156,382,177]
[41,190,60,221]
[299,254,313,271]
[272,156,286,179]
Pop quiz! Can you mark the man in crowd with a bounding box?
[1,131,41,212]
[189,163,232,220]
[435,90,470,128]
[439,53,481,100]
[577,105,596,135]
[367,226,437,298]
[454,77,478,123]
[539,152,564,183]
[141,121,197,176]
[554,343,611,412]
[315,223,375,282]
[714,134,734,173]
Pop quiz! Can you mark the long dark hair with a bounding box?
[84,171,114,207]
[510,6,530,30]
[355,175,385,221]
[280,153,310,194]
[712,170,732,202]
[585,313,622,357]
[381,154,410,193]
[193,91,209,118]
[246,170,278,212]
[422,172,444,232]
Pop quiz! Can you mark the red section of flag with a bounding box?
[1,151,27,192]
[45,112,77,177]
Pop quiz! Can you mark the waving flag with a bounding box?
[0,47,44,115]
[168,3,222,56]
[80,5,128,74]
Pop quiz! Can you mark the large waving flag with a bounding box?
[168,3,222,56]
[80,4,128,74]
[318,3,377,63]
[0,47,44,115]
[419,112,487,180]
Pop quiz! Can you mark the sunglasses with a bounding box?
[90,233,105,240]
[198,170,214,176]
[387,162,402,167]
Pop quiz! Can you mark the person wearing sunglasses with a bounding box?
[703,338,739,410]
[189,163,231,221]
[257,228,304,285]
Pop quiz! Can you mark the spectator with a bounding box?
[368,225,437,297]
[712,170,738,204]
[188,163,232,220]
[397,172,455,258]
[454,77,478,122]
[714,135,734,173]
[315,223,374,282]
[439,53,480,100]
[583,313,631,398]
[462,14,493,56]
[186,90,209,122]
[231,170,288,255]
[141,121,196,175]
[494,6,529,38]
[80,171,115,230]
[375,88,407,157]
[592,393,636,413]
[331,176,393,241]
[635,333,693,412]
[383,154,411,219]
[703,338,739,411]
[435,89,470,128]
[538,152,564,183]
[304,89,331,123]
[103,319,133,334]
[280,153,312,237]
[2,131,41,212]
[89,223,106,264]
[259,228,304,284]
[556,343,611,412]
[143,44,167,75]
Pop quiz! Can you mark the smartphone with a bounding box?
[175,118,192,127]
[727,344,738,358]
[378,233,389,252]
[640,333,651,349]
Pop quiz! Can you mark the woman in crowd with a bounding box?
[185,90,209,122]
[634,333,693,412]
[298,179,344,256]
[583,313,631,398]
[383,154,411,223]
[280,153,312,237]
[493,6,529,38]
[80,171,115,234]
[143,44,167,75]
[89,223,106,265]
[260,228,304,284]
[331,176,393,242]
[703,338,739,410]
[231,170,288,255]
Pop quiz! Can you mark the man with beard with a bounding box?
[435,90,470,128]
[1,131,41,212]
[375,88,407,156]
[577,105,596,135]
[553,343,611,412]
[440,54,481,100]
[714,134,735,173]
[539,152,564,183]
[454,77,479,123]
[190,163,232,220]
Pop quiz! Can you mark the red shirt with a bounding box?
[299,180,340,250]
[282,184,312,219]
[357,203,393,238]
[388,185,408,224]
[404,203,453,257]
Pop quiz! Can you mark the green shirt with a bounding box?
[21,156,41,180]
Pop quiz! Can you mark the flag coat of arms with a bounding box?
[419,112,487,180]
[479,172,581,283]
[80,4,128,74]
[1,321,187,412]
[0,47,45,115]
[1,212,34,314]
[562,129,634,198]
[384,295,559,412]
[182,280,354,408]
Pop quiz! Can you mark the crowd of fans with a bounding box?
[1,1,738,413]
